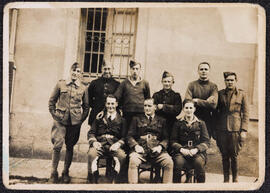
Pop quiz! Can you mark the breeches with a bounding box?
[173,153,206,171]
[51,121,81,151]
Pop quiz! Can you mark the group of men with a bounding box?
[48,59,249,184]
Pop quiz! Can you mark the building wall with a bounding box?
[136,7,258,115]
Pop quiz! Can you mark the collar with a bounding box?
[180,115,199,125]
[66,78,81,87]
[198,79,209,84]
[107,111,117,121]
[225,87,238,94]
[128,76,142,86]
[162,89,173,94]
[145,114,155,120]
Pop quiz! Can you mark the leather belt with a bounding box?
[140,134,157,140]
[100,134,114,139]
[187,140,193,147]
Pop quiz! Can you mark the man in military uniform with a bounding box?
[214,72,249,183]
[88,61,119,125]
[48,62,89,183]
[127,98,173,183]
[114,59,150,127]
[185,62,218,139]
[171,99,210,183]
[87,95,127,183]
[153,71,182,136]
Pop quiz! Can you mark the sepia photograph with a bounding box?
[3,2,266,191]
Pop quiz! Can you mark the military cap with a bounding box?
[223,71,237,80]
[162,71,174,79]
[129,59,141,68]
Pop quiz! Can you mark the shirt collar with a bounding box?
[225,87,238,94]
[145,114,155,120]
[180,115,199,125]
[66,78,81,87]
[107,111,117,120]
[128,76,142,86]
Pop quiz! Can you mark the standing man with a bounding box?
[87,95,127,183]
[114,59,150,127]
[88,61,119,126]
[185,62,218,140]
[127,98,174,184]
[48,62,89,183]
[215,72,249,183]
[153,71,182,136]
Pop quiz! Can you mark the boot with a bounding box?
[87,173,94,184]
[48,171,58,183]
[62,171,71,184]
[231,157,238,183]
[62,149,73,183]
[93,171,99,184]
[222,157,230,183]
[109,170,118,184]
[173,169,182,183]
[196,171,205,183]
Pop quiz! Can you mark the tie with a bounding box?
[108,115,112,122]
[149,116,152,123]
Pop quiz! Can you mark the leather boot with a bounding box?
[50,149,61,183]
[231,157,238,183]
[173,169,182,183]
[222,157,230,183]
[48,171,58,184]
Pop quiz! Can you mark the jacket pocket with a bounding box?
[54,107,66,120]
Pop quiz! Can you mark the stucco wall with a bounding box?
[136,8,258,109]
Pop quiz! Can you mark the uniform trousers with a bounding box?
[173,153,206,183]
[128,152,173,183]
[216,130,241,182]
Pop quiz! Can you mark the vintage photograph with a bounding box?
[3,2,265,191]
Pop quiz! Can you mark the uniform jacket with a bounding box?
[127,114,168,152]
[88,76,119,125]
[88,112,127,146]
[170,116,210,156]
[153,89,182,124]
[214,88,249,132]
[114,78,150,113]
[48,79,89,125]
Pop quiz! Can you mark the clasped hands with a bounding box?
[92,141,121,151]
[134,144,162,154]
[180,147,198,157]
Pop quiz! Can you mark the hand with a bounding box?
[110,142,121,151]
[240,131,247,142]
[96,111,104,119]
[151,145,162,154]
[190,148,199,156]
[193,98,199,103]
[92,141,102,150]
[180,148,192,156]
[207,96,216,103]
[135,145,144,154]
[157,104,164,110]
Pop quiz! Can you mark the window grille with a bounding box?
[81,8,138,80]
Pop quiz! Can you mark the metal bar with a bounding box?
[82,8,88,72]
[85,30,106,33]
[89,8,96,73]
[85,51,105,54]
[96,8,103,76]
[112,32,134,36]
[115,11,136,15]
[111,9,117,75]
[126,8,134,76]
[111,54,132,57]
[118,8,127,80]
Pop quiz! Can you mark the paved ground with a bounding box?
[8,157,257,185]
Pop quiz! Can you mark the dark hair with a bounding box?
[70,62,80,71]
[106,94,118,102]
[198,62,210,69]
[144,97,155,104]
[183,99,195,107]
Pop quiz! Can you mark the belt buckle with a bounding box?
[147,134,151,139]
[188,140,193,147]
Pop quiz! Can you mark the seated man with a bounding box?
[87,95,127,183]
[170,99,210,183]
[127,98,173,184]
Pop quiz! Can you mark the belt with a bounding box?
[140,134,157,140]
[100,134,114,139]
[187,140,193,147]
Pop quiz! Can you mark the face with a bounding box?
[102,64,113,78]
[105,97,118,114]
[225,75,237,90]
[183,102,196,117]
[198,63,210,80]
[144,99,156,116]
[70,67,81,81]
[130,64,141,79]
[162,76,174,90]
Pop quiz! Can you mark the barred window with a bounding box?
[80,8,138,80]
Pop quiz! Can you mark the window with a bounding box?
[79,8,138,81]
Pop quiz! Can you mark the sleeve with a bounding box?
[240,92,249,132]
[144,81,151,99]
[185,82,193,100]
[87,120,98,145]
[48,82,60,119]
[127,117,139,149]
[159,119,168,149]
[170,121,183,152]
[81,87,90,123]
[88,81,95,108]
[152,92,159,105]
[117,118,128,146]
[195,121,210,152]
[114,81,125,109]
[162,93,182,116]
[196,84,218,110]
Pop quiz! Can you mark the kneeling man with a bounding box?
[127,98,173,183]
[87,95,127,183]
